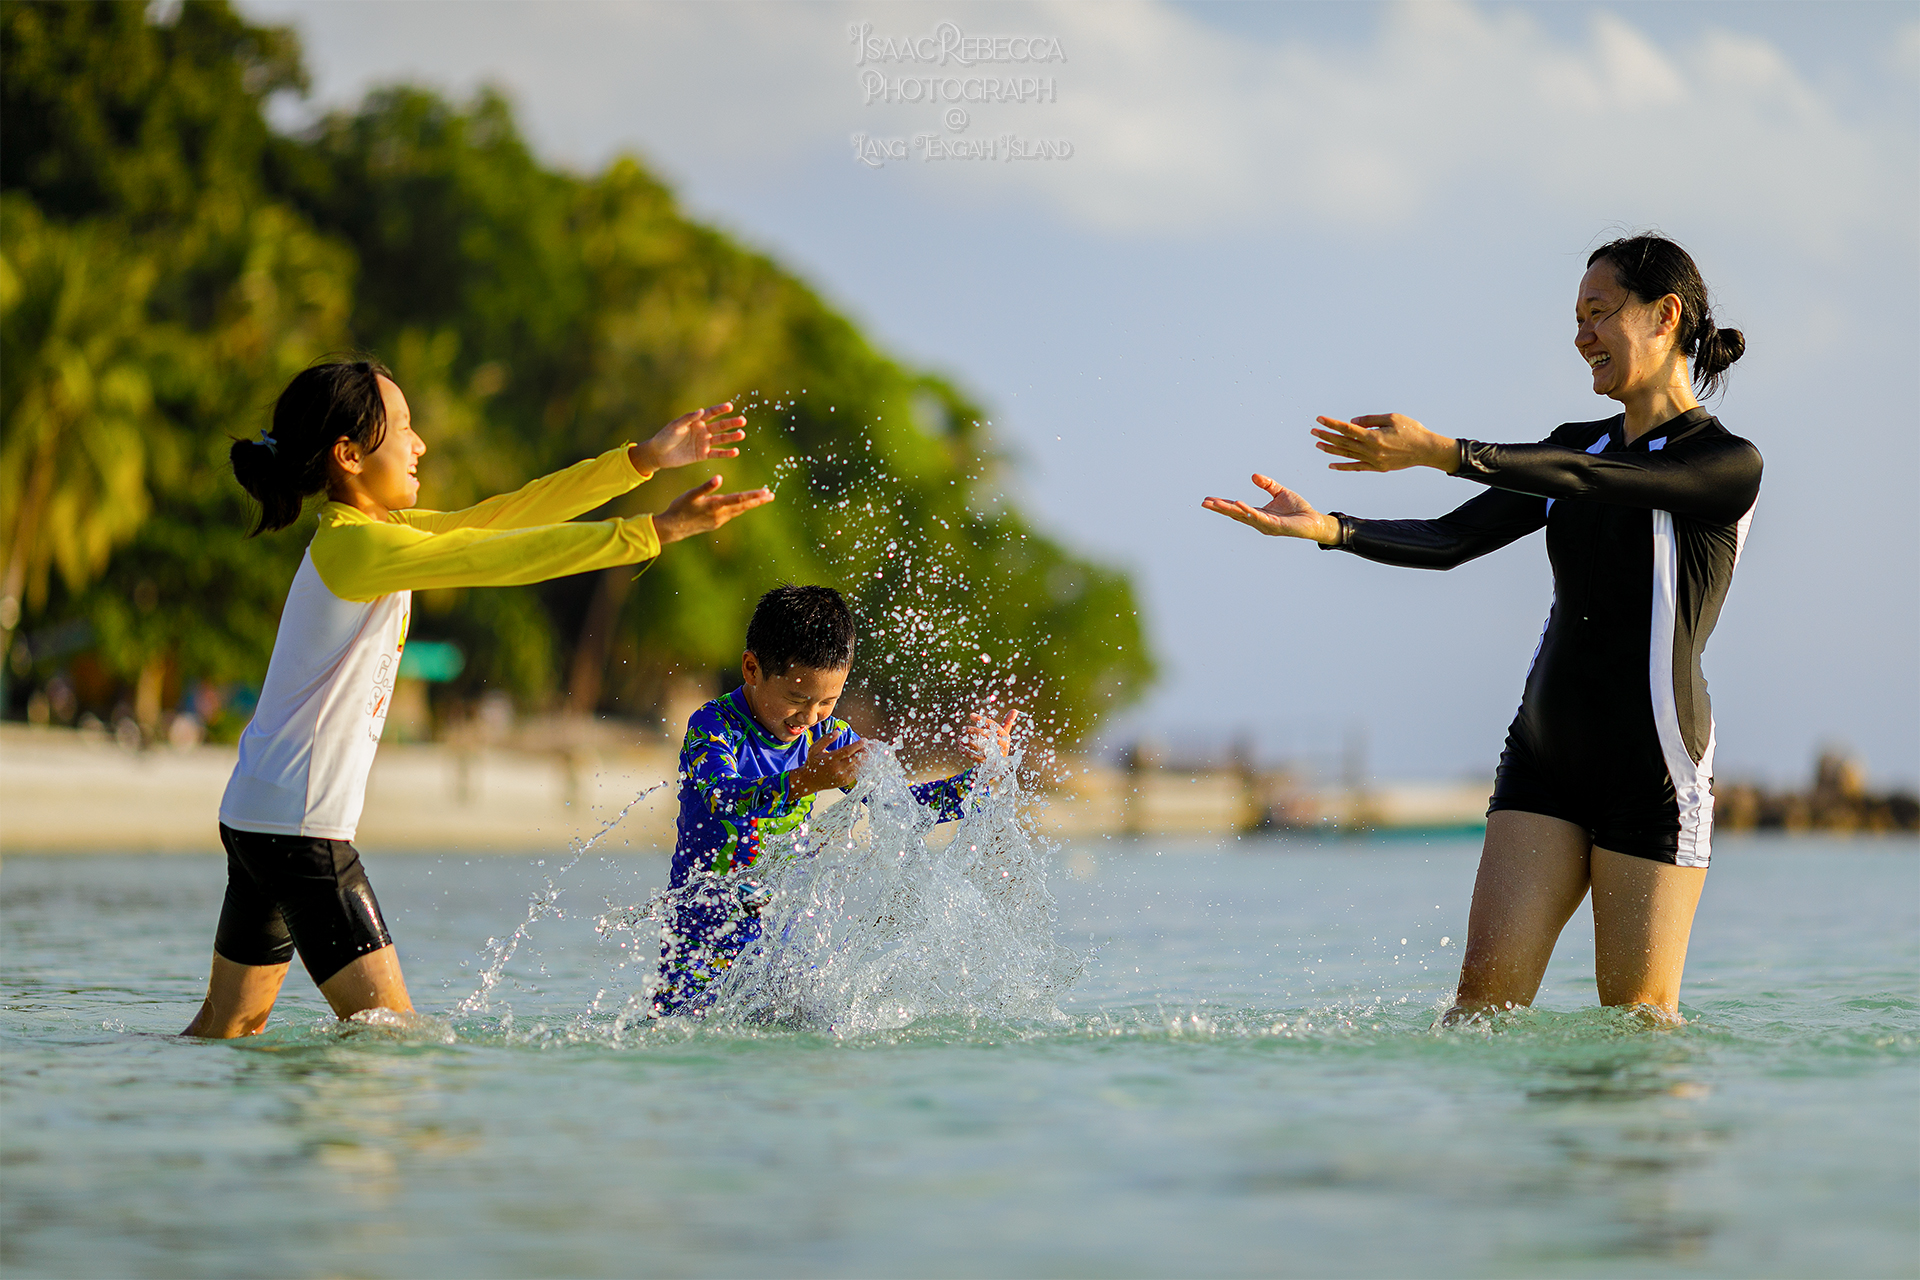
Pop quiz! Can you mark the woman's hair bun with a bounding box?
[1703,326,1745,374]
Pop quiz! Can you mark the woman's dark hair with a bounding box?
[230,357,393,535]
[1587,235,1745,398]
[745,585,857,674]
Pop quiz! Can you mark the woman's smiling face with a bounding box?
[1573,262,1680,402]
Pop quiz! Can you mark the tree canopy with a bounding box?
[0,0,1153,753]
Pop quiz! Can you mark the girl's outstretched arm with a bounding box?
[402,404,748,534]
[312,479,772,602]
[400,447,651,534]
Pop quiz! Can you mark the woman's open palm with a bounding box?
[1201,475,1334,541]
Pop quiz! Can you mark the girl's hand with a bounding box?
[630,402,748,473]
[1202,475,1341,543]
[959,709,1019,764]
[651,476,775,544]
[1310,414,1457,473]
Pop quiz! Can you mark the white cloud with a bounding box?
[246,0,1906,251]
[1012,1,1897,249]
[1893,21,1920,82]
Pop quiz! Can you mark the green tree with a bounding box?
[0,199,161,656]
[1,1,350,725]
[1,0,302,226]
[1,1,1155,748]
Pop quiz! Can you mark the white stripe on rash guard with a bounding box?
[1543,434,1614,518]
[1649,506,1713,868]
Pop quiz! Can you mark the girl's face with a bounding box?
[340,376,426,511]
[1573,263,1682,402]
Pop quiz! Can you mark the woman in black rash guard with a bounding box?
[1203,235,1760,1022]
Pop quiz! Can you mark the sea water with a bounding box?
[2,814,1915,1276]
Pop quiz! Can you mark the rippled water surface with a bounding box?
[4,836,1916,1278]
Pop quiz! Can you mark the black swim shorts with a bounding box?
[214,824,393,984]
[1486,728,1697,867]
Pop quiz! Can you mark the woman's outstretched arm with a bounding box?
[1324,489,1547,569]
[1452,435,1761,523]
[1311,412,1762,524]
[1202,474,1545,569]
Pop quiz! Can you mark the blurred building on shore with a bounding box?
[1712,750,1920,835]
[2,719,1914,856]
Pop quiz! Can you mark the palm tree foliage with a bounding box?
[0,1,1152,748]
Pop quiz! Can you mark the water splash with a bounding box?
[453,782,667,1020]
[596,738,1080,1038]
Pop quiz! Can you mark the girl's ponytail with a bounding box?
[233,357,392,536]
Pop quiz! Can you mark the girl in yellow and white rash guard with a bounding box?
[185,358,773,1038]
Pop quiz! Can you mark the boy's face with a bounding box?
[740,652,850,743]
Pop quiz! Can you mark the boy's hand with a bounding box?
[789,739,870,798]
[630,402,747,474]
[959,710,1019,764]
[651,476,775,545]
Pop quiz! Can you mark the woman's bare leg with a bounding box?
[182,954,290,1037]
[317,945,414,1019]
[1589,847,1707,1017]
[1447,811,1594,1020]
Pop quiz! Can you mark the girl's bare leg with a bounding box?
[182,954,290,1037]
[182,946,412,1036]
[1589,847,1707,1017]
[1447,810,1594,1021]
[316,945,414,1019]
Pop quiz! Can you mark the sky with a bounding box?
[238,0,1920,789]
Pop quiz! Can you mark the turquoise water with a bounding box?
[3,836,1916,1278]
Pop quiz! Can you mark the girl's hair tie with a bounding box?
[258,431,278,456]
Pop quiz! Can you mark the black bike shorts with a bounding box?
[214,824,393,984]
[1486,731,1701,867]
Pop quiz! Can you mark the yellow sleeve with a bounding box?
[397,446,650,534]
[310,512,661,603]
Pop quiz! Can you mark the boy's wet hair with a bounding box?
[746,585,856,675]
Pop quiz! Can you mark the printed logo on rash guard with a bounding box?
[367,654,395,741]
[366,611,409,742]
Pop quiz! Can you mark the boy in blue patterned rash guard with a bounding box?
[654,584,1016,1016]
